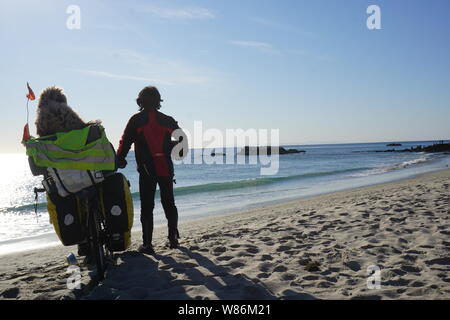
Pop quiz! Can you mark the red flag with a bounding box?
[26,82,35,100]
[22,123,31,143]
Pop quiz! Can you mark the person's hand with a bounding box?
[118,158,127,169]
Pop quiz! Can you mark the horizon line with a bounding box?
[3,138,448,154]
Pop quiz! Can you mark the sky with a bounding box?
[1,0,449,153]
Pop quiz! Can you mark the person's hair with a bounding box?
[136,86,162,111]
[35,86,92,136]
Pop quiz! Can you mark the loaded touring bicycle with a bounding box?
[25,124,134,280]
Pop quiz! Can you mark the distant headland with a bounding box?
[359,141,450,153]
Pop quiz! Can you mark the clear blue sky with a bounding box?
[1,0,449,152]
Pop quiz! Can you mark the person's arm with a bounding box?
[117,117,136,168]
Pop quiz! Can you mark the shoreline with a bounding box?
[2,161,448,256]
[1,169,449,299]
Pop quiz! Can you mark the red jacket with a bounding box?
[117,109,181,177]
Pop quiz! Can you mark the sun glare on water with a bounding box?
[0,154,41,209]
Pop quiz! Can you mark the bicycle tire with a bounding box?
[88,203,107,280]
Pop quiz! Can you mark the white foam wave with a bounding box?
[349,154,433,178]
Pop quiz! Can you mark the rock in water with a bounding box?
[238,146,306,155]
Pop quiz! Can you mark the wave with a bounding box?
[1,167,369,213]
[393,155,432,169]
[349,154,433,177]
[132,167,370,198]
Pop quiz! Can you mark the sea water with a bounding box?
[1,141,449,255]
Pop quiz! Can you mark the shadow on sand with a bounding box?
[80,247,316,300]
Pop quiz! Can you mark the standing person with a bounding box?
[117,86,187,254]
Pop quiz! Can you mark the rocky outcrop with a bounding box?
[238,146,306,156]
[361,142,450,153]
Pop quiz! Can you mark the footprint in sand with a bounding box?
[212,246,227,255]
[356,202,367,206]
[405,249,423,255]
[227,259,245,268]
[246,247,259,254]
[216,255,234,262]
[320,267,340,276]
[281,273,296,281]
[410,281,426,287]
[344,261,361,272]
[280,235,295,241]
[400,265,421,273]
[1,287,20,299]
[324,276,338,283]
[316,281,333,288]
[383,278,411,287]
[303,275,320,281]
[425,257,450,266]
[390,217,407,223]
[257,272,270,279]
[260,255,273,261]
[258,262,273,273]
[389,268,407,276]
[401,254,418,262]
[276,245,291,253]
[273,265,288,273]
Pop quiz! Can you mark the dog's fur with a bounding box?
[35,86,88,137]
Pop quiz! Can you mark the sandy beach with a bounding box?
[0,169,449,300]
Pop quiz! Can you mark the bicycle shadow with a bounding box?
[80,250,189,299]
[81,246,290,300]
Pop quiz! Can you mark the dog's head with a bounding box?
[35,86,86,136]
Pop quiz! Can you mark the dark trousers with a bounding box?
[139,173,179,245]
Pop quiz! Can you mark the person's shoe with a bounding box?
[169,238,179,249]
[138,244,155,255]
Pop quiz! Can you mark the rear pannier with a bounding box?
[47,193,86,246]
[99,173,134,251]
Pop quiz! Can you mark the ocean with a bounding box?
[1,140,449,255]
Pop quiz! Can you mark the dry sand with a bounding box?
[1,170,449,300]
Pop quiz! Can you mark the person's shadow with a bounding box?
[80,246,316,300]
[153,247,276,300]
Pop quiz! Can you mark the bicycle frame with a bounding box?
[79,187,112,281]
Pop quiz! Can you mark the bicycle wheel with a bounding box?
[88,204,107,280]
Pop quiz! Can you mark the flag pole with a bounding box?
[26,97,29,126]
